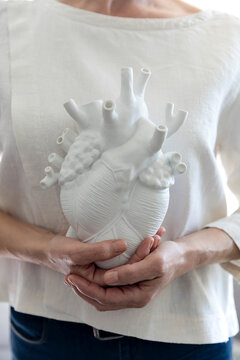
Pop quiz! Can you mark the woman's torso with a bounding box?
[0,0,240,343]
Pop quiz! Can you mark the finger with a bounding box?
[150,235,161,252]
[65,264,108,286]
[104,254,159,286]
[156,236,161,248]
[78,239,127,265]
[127,237,154,265]
[155,226,166,237]
[151,235,158,251]
[69,284,124,311]
[68,235,158,286]
[81,266,108,286]
[67,275,147,308]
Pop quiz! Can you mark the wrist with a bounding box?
[170,239,197,277]
[6,222,55,266]
[24,228,56,267]
[174,235,202,274]
[0,210,57,265]
[175,228,216,272]
[174,227,240,272]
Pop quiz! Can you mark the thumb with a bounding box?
[78,238,127,265]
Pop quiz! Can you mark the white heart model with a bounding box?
[40,67,188,269]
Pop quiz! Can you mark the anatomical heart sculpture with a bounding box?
[40,67,188,269]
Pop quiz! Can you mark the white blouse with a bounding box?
[0,0,240,344]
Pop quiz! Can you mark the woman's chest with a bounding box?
[6,9,232,231]
[17,28,225,181]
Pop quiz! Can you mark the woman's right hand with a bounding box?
[42,231,128,277]
[62,227,166,287]
[43,228,165,286]
[0,209,165,286]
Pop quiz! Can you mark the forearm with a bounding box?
[0,210,55,265]
[175,227,240,273]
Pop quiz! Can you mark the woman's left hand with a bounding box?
[64,227,238,311]
[64,229,189,311]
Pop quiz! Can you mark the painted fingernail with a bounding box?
[105,271,119,284]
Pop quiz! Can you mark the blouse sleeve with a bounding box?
[201,80,240,282]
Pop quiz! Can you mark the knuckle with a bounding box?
[153,255,165,275]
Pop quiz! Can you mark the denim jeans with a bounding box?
[9,306,233,360]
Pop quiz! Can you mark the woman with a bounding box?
[0,0,240,359]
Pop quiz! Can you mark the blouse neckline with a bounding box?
[46,0,216,31]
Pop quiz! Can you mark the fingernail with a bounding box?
[64,278,71,287]
[162,227,166,232]
[67,277,76,287]
[114,239,127,252]
[105,271,119,284]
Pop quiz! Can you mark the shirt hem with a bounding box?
[1,283,239,345]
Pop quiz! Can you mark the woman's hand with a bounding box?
[0,209,166,285]
[63,227,239,311]
[43,227,165,279]
[63,227,165,285]
[42,232,127,276]
[64,234,183,311]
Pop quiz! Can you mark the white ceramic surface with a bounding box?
[40,67,188,269]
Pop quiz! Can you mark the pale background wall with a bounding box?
[0,1,240,359]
